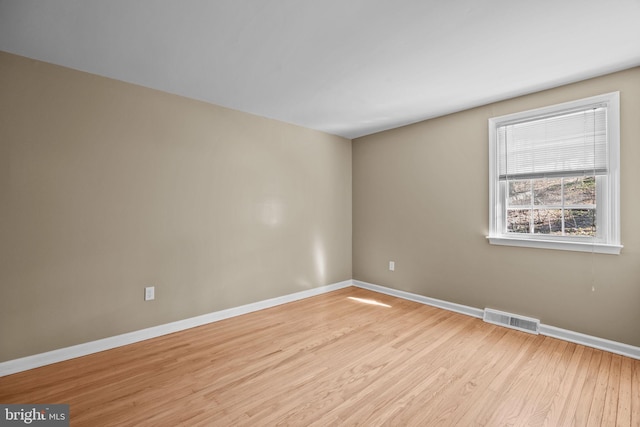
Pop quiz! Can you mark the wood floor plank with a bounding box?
[587,351,613,426]
[281,310,479,425]
[574,349,604,426]
[617,356,633,427]
[514,339,572,427]
[483,337,561,426]
[602,354,622,426]
[1,287,637,426]
[402,327,514,426]
[632,360,640,427]
[454,331,539,426]
[342,318,493,426]
[548,345,592,426]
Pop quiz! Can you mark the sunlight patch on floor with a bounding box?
[347,297,391,308]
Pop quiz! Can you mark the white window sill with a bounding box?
[487,236,622,255]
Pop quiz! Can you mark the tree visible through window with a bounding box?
[506,176,596,236]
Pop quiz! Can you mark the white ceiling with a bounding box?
[1,0,640,139]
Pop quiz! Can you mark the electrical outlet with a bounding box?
[144,286,155,301]
[389,261,395,271]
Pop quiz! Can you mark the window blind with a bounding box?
[498,107,607,180]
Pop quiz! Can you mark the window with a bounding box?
[488,92,621,254]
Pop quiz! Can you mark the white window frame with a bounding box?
[488,92,622,255]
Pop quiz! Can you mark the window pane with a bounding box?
[534,178,562,206]
[533,209,563,234]
[507,209,530,233]
[565,209,596,236]
[564,176,596,205]
[508,181,531,206]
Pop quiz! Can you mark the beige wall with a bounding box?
[2,50,638,364]
[0,52,352,362]
[353,67,640,347]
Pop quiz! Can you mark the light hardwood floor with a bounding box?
[1,287,639,426]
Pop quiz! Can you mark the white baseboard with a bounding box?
[353,280,640,360]
[539,324,640,360]
[3,278,638,377]
[0,280,353,377]
[353,280,485,318]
